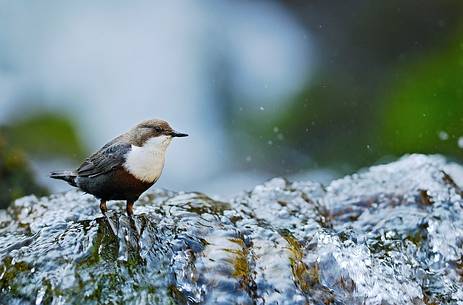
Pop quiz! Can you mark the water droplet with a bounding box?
[267,140,273,145]
[458,137,463,149]
[259,106,265,111]
[245,156,252,162]
[438,131,449,141]
[273,127,279,133]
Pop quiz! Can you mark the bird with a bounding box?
[50,119,187,217]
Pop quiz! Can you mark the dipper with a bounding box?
[50,119,187,216]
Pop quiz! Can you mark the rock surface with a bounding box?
[2,154,463,305]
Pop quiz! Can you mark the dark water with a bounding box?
[1,154,463,305]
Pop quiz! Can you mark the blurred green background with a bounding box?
[1,0,463,208]
[231,0,463,173]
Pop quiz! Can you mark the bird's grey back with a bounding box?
[77,137,132,178]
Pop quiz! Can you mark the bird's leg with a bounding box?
[100,200,108,215]
[126,201,134,217]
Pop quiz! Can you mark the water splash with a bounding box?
[1,154,463,304]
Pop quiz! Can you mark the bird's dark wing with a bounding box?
[77,142,132,177]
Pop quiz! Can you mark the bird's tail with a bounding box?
[49,170,77,187]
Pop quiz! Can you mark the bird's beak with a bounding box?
[170,131,188,137]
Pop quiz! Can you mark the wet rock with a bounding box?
[1,154,463,305]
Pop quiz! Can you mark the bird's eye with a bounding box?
[153,126,162,132]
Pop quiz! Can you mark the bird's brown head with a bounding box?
[128,119,188,147]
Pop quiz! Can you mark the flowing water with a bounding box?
[1,154,463,305]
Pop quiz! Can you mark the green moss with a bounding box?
[0,132,48,208]
[280,231,316,293]
[0,111,86,208]
[5,112,86,160]
[77,220,115,267]
[0,256,33,298]
[226,238,250,282]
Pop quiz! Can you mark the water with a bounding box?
[1,154,463,304]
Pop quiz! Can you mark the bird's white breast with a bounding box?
[123,135,172,183]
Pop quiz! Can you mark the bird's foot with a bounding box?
[126,201,134,218]
[100,200,108,215]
